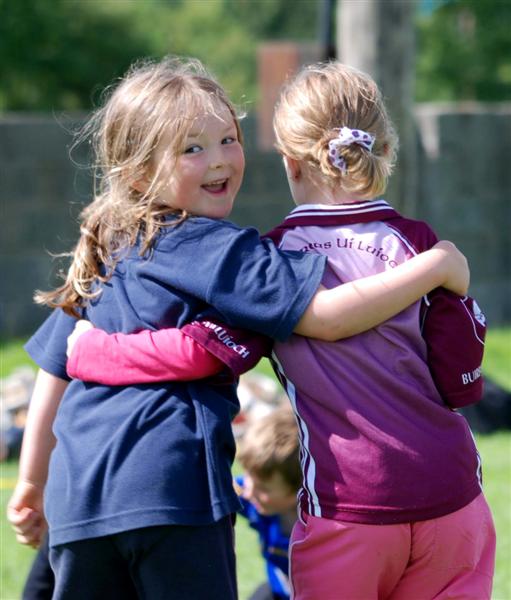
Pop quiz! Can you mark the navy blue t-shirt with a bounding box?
[26,217,325,547]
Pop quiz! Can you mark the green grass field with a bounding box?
[1,328,510,599]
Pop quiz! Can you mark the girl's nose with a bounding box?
[209,148,226,169]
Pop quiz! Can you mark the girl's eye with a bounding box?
[184,144,202,154]
[222,136,236,145]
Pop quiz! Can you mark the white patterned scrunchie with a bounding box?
[328,127,375,174]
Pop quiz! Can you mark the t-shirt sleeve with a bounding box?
[394,216,486,409]
[421,290,486,408]
[25,309,79,380]
[153,220,326,341]
[182,319,272,376]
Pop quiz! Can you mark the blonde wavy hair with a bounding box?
[273,62,398,199]
[36,56,243,315]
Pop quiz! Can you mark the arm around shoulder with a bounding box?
[295,241,470,341]
[66,319,271,386]
[67,326,226,385]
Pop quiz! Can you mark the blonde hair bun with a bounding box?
[273,62,398,199]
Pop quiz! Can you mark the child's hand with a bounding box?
[432,241,469,296]
[67,319,94,358]
[7,479,46,548]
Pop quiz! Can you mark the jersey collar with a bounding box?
[281,199,399,228]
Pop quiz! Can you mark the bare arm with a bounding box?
[7,369,68,547]
[295,241,469,341]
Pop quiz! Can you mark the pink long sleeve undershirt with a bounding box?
[66,327,224,385]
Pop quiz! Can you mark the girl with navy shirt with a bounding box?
[8,57,469,600]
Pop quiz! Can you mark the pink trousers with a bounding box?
[289,493,495,600]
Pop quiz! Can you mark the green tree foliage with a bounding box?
[416,0,511,101]
[0,0,157,110]
[127,0,258,106]
[0,0,319,112]
[225,0,319,40]
[9,0,509,111]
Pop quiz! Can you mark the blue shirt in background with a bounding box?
[236,477,292,600]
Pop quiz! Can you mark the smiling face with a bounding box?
[152,104,245,219]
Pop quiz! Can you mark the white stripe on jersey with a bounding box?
[271,351,322,517]
[385,222,419,256]
[273,568,291,595]
[463,417,484,490]
[461,298,486,345]
[285,201,394,220]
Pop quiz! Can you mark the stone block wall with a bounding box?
[415,103,511,325]
[1,115,89,336]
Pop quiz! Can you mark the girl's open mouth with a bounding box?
[202,179,228,194]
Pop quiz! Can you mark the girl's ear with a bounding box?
[283,156,302,181]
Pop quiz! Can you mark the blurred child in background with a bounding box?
[236,406,300,600]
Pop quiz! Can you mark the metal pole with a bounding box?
[318,0,336,61]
